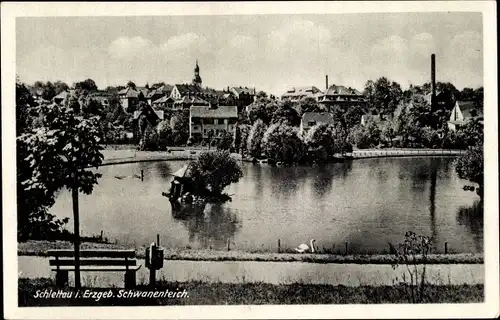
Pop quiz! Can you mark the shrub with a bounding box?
[262,123,305,163]
[247,119,267,158]
[304,123,336,161]
[190,150,243,196]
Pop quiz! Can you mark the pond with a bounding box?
[50,157,483,254]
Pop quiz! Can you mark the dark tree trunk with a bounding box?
[72,185,81,288]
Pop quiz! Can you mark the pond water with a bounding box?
[50,157,483,254]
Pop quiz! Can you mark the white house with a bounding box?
[447,100,483,131]
[189,105,238,142]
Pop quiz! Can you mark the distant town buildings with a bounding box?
[281,86,322,102]
[318,84,366,109]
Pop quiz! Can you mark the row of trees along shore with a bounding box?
[16,76,484,242]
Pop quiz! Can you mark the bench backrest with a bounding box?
[48,250,137,268]
[48,249,135,258]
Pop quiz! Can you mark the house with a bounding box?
[168,163,197,201]
[281,86,322,102]
[132,103,164,142]
[88,91,113,108]
[171,83,218,108]
[152,95,176,109]
[146,84,173,105]
[425,91,456,111]
[53,90,77,105]
[300,112,334,134]
[189,105,238,143]
[173,95,210,110]
[447,100,483,131]
[318,85,366,109]
[230,86,256,112]
[118,87,145,112]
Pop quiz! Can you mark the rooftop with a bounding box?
[190,105,238,119]
[301,112,334,125]
[323,85,363,96]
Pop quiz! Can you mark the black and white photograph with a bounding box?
[2,1,498,319]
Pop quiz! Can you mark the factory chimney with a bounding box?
[325,75,329,90]
[431,54,436,110]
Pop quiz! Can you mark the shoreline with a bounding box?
[100,147,465,166]
[18,240,483,264]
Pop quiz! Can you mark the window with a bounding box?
[214,119,218,125]
[308,121,316,126]
[194,126,199,130]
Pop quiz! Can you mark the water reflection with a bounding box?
[170,202,241,250]
[429,165,438,245]
[457,200,484,252]
[155,161,174,182]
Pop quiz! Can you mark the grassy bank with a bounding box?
[18,240,483,264]
[18,278,483,305]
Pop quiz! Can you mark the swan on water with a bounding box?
[294,239,316,253]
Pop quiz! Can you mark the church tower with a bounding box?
[192,59,202,87]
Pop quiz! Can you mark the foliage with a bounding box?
[235,124,252,154]
[262,123,305,163]
[247,99,278,125]
[190,150,243,196]
[296,97,322,116]
[217,131,234,151]
[349,122,382,149]
[32,81,57,101]
[454,146,484,199]
[364,78,403,115]
[304,123,336,161]
[127,81,137,89]
[271,102,301,126]
[17,103,104,241]
[391,231,433,303]
[74,79,98,92]
[170,110,190,146]
[246,120,267,158]
[16,82,36,135]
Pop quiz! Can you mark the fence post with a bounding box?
[344,241,348,255]
[444,242,448,254]
[277,239,281,253]
[227,239,231,251]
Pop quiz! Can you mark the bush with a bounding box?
[262,123,305,163]
[350,122,382,149]
[247,120,267,158]
[190,150,243,197]
[304,123,336,161]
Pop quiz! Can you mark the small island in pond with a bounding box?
[163,150,243,204]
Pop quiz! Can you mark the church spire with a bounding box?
[192,59,202,87]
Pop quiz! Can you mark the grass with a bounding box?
[18,240,483,264]
[18,278,483,306]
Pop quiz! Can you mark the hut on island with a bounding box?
[168,163,196,201]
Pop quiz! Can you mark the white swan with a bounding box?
[294,239,316,253]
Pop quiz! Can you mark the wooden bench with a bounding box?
[48,249,141,288]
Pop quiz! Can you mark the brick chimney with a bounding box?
[325,75,329,90]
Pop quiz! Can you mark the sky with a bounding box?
[16,13,483,95]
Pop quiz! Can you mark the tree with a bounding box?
[74,78,98,92]
[126,81,137,90]
[304,123,336,161]
[296,97,322,116]
[455,146,483,199]
[246,119,266,158]
[170,110,189,146]
[54,81,70,95]
[364,77,403,115]
[217,131,234,151]
[262,123,305,163]
[17,103,104,288]
[16,82,36,135]
[350,122,382,149]
[271,102,301,126]
[190,150,243,196]
[235,124,252,154]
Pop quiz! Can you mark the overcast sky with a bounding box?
[16,13,483,95]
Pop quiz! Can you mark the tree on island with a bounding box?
[189,150,243,198]
[17,103,104,288]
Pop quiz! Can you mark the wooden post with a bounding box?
[141,170,144,181]
[100,230,103,241]
[157,234,160,246]
[227,239,230,251]
[344,241,348,255]
[277,239,281,253]
[444,242,448,254]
